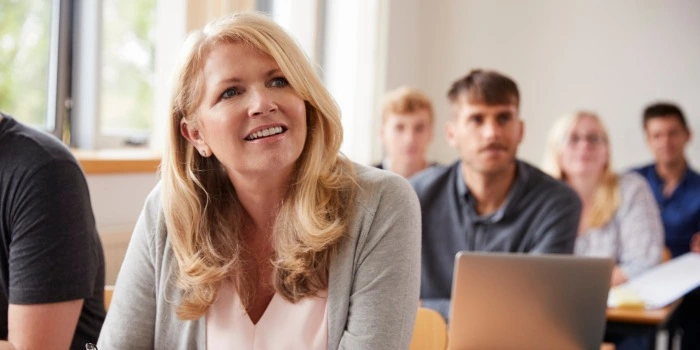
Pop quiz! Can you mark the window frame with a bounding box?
[10,0,299,150]
[48,0,72,140]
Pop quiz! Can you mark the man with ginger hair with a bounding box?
[376,86,435,178]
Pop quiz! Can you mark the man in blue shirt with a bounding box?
[634,102,699,350]
[634,103,700,257]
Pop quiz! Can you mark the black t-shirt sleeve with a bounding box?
[8,159,100,304]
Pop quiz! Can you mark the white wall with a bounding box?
[383,0,700,171]
[87,173,157,284]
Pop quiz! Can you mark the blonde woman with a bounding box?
[543,111,664,286]
[98,13,421,349]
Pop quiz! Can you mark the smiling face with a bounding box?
[181,41,307,180]
[446,98,523,176]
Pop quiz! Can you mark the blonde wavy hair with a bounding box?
[542,111,620,229]
[160,12,356,320]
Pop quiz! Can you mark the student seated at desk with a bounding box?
[411,69,581,321]
[97,12,421,349]
[543,111,664,286]
[633,102,700,350]
[0,113,106,350]
[375,86,436,178]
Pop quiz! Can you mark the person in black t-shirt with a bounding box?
[0,113,105,350]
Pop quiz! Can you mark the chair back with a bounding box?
[410,307,447,350]
[104,285,114,311]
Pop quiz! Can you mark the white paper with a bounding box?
[607,253,700,309]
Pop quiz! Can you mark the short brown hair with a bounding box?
[447,69,519,107]
[643,102,688,130]
[381,86,434,124]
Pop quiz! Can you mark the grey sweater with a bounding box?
[97,164,421,349]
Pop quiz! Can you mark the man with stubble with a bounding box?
[411,70,581,320]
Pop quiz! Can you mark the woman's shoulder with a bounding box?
[141,182,165,219]
[616,172,657,212]
[618,171,652,195]
[344,162,421,254]
[352,162,418,211]
[132,182,168,247]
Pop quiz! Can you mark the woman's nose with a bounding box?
[249,88,278,117]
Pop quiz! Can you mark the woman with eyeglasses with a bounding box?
[542,111,664,287]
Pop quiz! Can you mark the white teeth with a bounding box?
[247,126,284,140]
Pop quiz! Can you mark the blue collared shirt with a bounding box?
[410,160,581,319]
[634,164,700,258]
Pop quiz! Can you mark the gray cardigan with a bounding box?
[97,164,421,349]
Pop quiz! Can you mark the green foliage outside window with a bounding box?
[0,0,51,127]
[101,0,156,134]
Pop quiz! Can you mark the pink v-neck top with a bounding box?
[206,284,328,350]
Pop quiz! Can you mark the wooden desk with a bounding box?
[72,148,161,174]
[605,299,682,350]
[607,299,682,325]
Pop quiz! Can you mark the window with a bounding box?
[0,0,53,129]
[100,0,157,138]
[268,0,386,165]
[1,0,299,150]
[72,0,157,148]
[1,0,156,147]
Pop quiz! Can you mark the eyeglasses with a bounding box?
[566,133,606,146]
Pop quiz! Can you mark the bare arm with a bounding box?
[691,232,700,253]
[611,266,628,286]
[7,300,83,350]
[0,341,16,350]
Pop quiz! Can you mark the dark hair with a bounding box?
[642,102,688,130]
[447,69,519,107]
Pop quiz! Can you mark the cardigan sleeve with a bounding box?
[338,174,422,349]
[97,186,160,349]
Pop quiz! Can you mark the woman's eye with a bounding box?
[270,77,289,88]
[221,88,239,99]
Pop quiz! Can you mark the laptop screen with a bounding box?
[448,252,613,350]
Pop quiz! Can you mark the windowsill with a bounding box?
[72,148,161,175]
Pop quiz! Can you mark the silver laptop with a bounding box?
[448,252,614,350]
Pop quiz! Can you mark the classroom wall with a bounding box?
[383,0,700,171]
[87,174,157,284]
